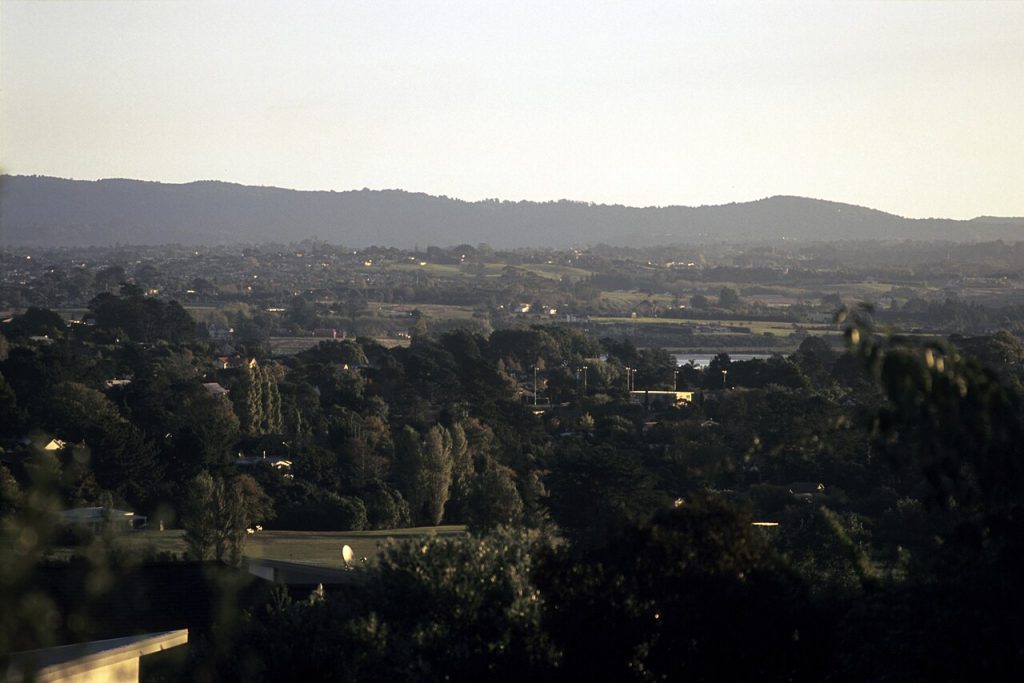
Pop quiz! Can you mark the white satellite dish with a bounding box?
[341,544,354,567]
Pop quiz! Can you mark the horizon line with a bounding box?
[3,173,1022,222]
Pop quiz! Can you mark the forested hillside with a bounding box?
[4,175,1023,247]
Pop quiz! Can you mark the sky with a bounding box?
[2,0,1023,219]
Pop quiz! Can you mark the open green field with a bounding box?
[244,526,467,568]
[372,302,477,320]
[386,261,510,277]
[590,315,833,337]
[269,336,324,355]
[385,261,591,281]
[518,263,592,280]
[597,291,677,309]
[67,525,467,568]
[387,262,473,277]
[270,335,411,355]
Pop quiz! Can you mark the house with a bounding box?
[787,482,826,501]
[236,452,293,477]
[4,630,188,683]
[629,390,695,408]
[208,323,233,340]
[215,355,256,370]
[202,382,230,396]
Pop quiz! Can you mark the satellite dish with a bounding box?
[341,544,354,567]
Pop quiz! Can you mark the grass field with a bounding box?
[597,291,677,309]
[518,264,592,280]
[589,315,834,336]
[269,335,411,355]
[384,261,591,281]
[268,336,324,355]
[80,525,467,568]
[372,302,477,320]
[244,526,466,568]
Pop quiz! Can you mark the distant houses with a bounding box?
[215,355,256,370]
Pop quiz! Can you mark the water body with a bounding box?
[673,353,775,368]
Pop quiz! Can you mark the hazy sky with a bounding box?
[2,0,1022,218]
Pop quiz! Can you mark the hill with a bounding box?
[2,175,1022,247]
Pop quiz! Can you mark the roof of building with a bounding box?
[4,629,188,682]
[787,482,826,495]
[202,382,230,396]
[236,454,292,468]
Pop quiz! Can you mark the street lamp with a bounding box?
[721,369,728,389]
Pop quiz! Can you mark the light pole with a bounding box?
[721,369,728,389]
[582,365,588,395]
[533,366,538,405]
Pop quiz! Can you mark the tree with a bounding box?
[466,462,524,532]
[546,443,663,550]
[705,353,732,389]
[182,471,218,561]
[182,471,273,565]
[689,293,710,309]
[238,362,265,435]
[394,425,454,526]
[0,371,22,434]
[45,381,159,507]
[635,347,677,390]
[242,528,558,681]
[4,307,66,339]
[832,314,1024,681]
[719,286,741,309]
[88,291,195,343]
[540,498,823,681]
[362,481,412,529]
[0,464,20,517]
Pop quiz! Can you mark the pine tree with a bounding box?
[260,366,283,434]
[182,471,218,561]
[419,426,454,526]
[394,425,455,526]
[241,363,264,435]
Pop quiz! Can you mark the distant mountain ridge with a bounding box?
[2,175,1022,247]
